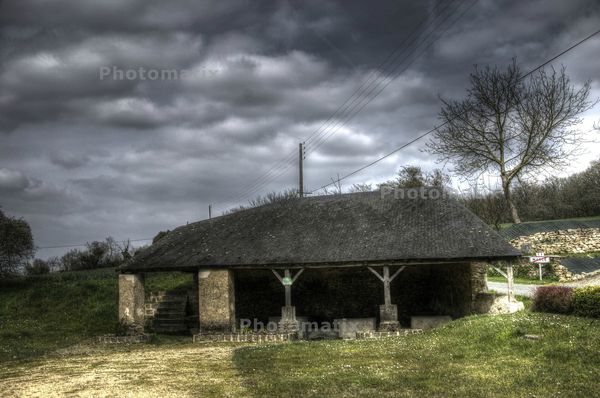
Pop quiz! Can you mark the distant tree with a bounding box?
[120,239,134,261]
[25,259,50,276]
[427,62,594,223]
[348,183,373,193]
[379,166,450,189]
[58,237,124,271]
[223,188,300,215]
[0,210,34,277]
[460,188,508,230]
[248,188,299,207]
[152,230,170,244]
[60,248,84,271]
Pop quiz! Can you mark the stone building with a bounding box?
[119,190,521,336]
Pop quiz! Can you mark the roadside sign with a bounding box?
[529,252,550,281]
[530,252,550,264]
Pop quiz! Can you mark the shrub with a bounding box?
[532,286,573,314]
[24,259,50,276]
[572,286,600,318]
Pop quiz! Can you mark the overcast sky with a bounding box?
[1,0,599,258]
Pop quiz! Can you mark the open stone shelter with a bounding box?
[118,190,521,340]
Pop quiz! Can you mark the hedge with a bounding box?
[572,286,600,318]
[532,286,573,314]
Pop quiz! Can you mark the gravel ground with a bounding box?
[488,273,600,297]
[0,344,248,398]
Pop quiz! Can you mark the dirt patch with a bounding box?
[0,344,248,397]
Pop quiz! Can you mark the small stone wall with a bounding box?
[193,333,297,343]
[510,228,600,254]
[97,334,151,344]
[356,329,423,339]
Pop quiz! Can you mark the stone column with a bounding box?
[198,269,236,333]
[118,273,145,326]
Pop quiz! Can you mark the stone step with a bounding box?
[152,312,186,319]
[152,325,188,333]
[153,318,187,325]
[157,298,188,304]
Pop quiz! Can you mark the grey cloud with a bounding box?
[1,0,599,256]
[49,152,90,169]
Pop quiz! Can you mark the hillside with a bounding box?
[499,216,600,240]
[0,268,193,361]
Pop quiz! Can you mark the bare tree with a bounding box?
[427,62,594,223]
[348,183,373,193]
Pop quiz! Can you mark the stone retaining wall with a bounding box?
[193,333,297,343]
[356,329,423,339]
[510,228,600,254]
[97,334,151,344]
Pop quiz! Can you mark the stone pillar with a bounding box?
[118,273,145,326]
[470,262,488,297]
[279,306,299,333]
[379,305,399,331]
[198,269,236,333]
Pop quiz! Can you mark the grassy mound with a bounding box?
[0,268,193,361]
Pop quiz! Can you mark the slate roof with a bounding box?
[122,190,521,272]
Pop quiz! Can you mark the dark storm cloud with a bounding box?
[0,0,599,255]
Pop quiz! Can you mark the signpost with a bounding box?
[530,252,550,280]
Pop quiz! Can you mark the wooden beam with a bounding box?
[506,262,515,302]
[368,266,406,306]
[383,266,392,306]
[491,265,508,279]
[367,266,384,282]
[389,266,406,282]
[271,268,304,308]
[284,269,292,307]
[271,269,283,284]
[291,268,304,283]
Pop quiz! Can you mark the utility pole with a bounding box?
[298,142,304,197]
[208,204,212,219]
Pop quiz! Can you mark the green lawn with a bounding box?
[487,275,553,285]
[234,312,600,397]
[0,268,193,361]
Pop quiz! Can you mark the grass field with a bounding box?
[499,215,600,230]
[0,268,193,361]
[1,312,599,397]
[2,269,600,397]
[487,275,553,285]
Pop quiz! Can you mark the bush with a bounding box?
[572,286,600,318]
[24,259,50,276]
[532,286,573,314]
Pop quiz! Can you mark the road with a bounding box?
[487,281,536,297]
[488,274,600,298]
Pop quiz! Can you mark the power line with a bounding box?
[304,0,476,155]
[301,0,456,149]
[36,237,153,250]
[217,0,468,210]
[307,27,600,194]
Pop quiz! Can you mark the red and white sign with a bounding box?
[530,252,550,264]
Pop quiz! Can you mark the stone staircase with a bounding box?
[146,291,197,334]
